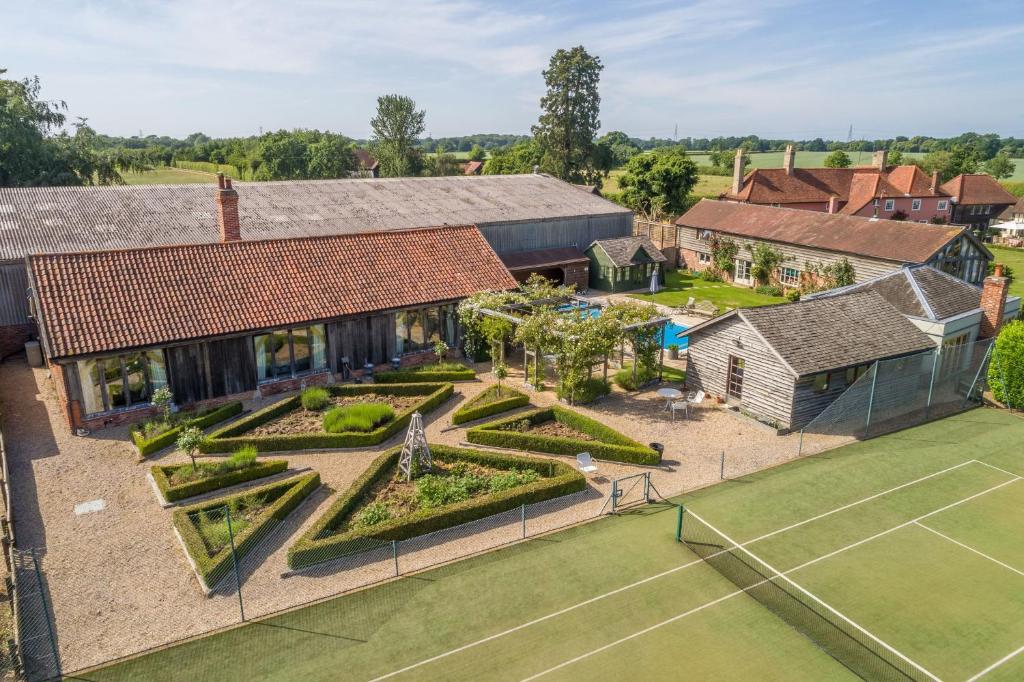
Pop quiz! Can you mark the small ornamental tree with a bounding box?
[493,361,508,397]
[989,320,1024,408]
[433,340,449,365]
[176,426,204,472]
[151,386,174,424]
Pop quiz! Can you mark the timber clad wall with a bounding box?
[0,324,31,360]
[676,227,902,284]
[684,316,796,428]
[790,373,854,428]
[480,214,632,255]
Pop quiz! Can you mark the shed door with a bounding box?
[727,355,745,400]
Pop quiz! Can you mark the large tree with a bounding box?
[823,150,852,168]
[532,46,603,182]
[483,139,543,175]
[370,94,426,177]
[984,152,1016,180]
[617,147,699,221]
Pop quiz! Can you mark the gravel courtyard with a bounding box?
[0,355,833,673]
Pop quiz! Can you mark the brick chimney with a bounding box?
[872,150,888,170]
[216,173,241,242]
[979,264,1009,339]
[930,171,940,193]
[783,145,795,175]
[827,196,839,214]
[732,149,745,195]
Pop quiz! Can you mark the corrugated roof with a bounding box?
[676,199,970,264]
[0,174,630,261]
[589,236,667,267]
[500,247,589,270]
[30,225,517,359]
[939,174,1017,206]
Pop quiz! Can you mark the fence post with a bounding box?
[225,506,245,622]
[392,540,399,577]
[864,363,879,438]
[643,472,651,502]
[611,479,619,513]
[31,548,61,679]
[720,450,725,480]
[521,504,526,539]
[924,350,939,420]
[797,429,804,457]
[675,505,684,542]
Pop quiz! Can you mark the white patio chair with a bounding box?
[670,400,689,421]
[688,390,705,405]
[576,452,599,475]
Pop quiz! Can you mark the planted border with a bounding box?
[287,444,585,569]
[151,459,289,503]
[451,386,530,425]
[199,383,454,453]
[131,401,244,457]
[174,472,320,589]
[467,406,661,465]
[375,366,475,384]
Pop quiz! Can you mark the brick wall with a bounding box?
[0,325,31,360]
[979,273,1009,339]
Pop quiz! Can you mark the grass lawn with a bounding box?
[989,245,1024,298]
[89,408,1024,681]
[628,269,788,312]
[121,167,216,185]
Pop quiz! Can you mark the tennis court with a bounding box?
[80,409,1024,681]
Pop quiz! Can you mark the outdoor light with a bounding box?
[391,357,401,370]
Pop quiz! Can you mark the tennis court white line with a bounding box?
[518,589,747,681]
[783,477,1022,575]
[972,459,1023,480]
[966,643,1024,682]
[741,459,981,547]
[914,522,1024,578]
[367,557,706,681]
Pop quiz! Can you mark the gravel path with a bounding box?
[0,356,839,673]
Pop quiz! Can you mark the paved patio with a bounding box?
[0,355,839,672]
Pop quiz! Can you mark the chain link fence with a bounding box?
[11,549,59,682]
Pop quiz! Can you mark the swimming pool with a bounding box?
[556,304,688,349]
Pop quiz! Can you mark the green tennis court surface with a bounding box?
[79,409,1024,681]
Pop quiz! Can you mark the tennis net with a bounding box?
[677,506,936,682]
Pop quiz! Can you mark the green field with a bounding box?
[121,167,217,185]
[84,404,1024,681]
[989,245,1024,298]
[629,269,788,312]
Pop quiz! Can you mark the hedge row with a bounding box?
[287,444,585,569]
[466,406,661,466]
[174,472,320,588]
[199,383,454,453]
[131,401,244,457]
[375,367,475,384]
[451,387,530,425]
[152,459,288,503]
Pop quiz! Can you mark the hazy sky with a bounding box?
[4,0,1023,140]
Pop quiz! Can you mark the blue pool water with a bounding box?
[556,304,688,349]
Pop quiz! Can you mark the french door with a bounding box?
[734,259,753,285]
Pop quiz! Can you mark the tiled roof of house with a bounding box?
[463,161,484,175]
[0,174,630,261]
[997,197,1024,221]
[804,265,985,321]
[676,200,976,264]
[724,165,945,210]
[939,174,1017,206]
[353,149,378,170]
[588,236,667,267]
[30,225,517,359]
[683,291,935,377]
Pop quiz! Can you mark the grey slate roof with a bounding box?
[805,265,984,321]
[0,174,631,261]
[589,236,667,267]
[682,291,936,376]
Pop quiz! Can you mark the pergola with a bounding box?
[469,294,671,390]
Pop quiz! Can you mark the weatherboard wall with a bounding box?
[478,214,633,255]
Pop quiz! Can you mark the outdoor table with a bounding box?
[657,387,683,411]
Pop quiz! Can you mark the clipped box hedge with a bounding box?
[287,444,585,570]
[199,383,454,453]
[466,406,661,466]
[451,386,530,425]
[152,459,289,503]
[375,365,476,384]
[131,401,244,457]
[174,472,320,589]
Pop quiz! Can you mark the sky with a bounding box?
[3,0,1024,141]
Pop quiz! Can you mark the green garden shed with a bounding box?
[585,236,668,292]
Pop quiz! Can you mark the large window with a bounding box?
[779,267,800,286]
[734,259,752,284]
[255,325,328,382]
[76,351,168,416]
[396,305,453,355]
[727,356,745,400]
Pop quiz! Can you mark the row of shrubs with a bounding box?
[152,455,288,503]
[131,402,244,457]
[199,383,454,453]
[556,378,611,405]
[451,386,530,425]
[287,445,584,570]
[467,406,661,466]
[375,363,476,384]
[174,472,321,588]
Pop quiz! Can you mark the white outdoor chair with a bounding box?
[670,400,689,421]
[576,452,599,475]
[688,390,705,405]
